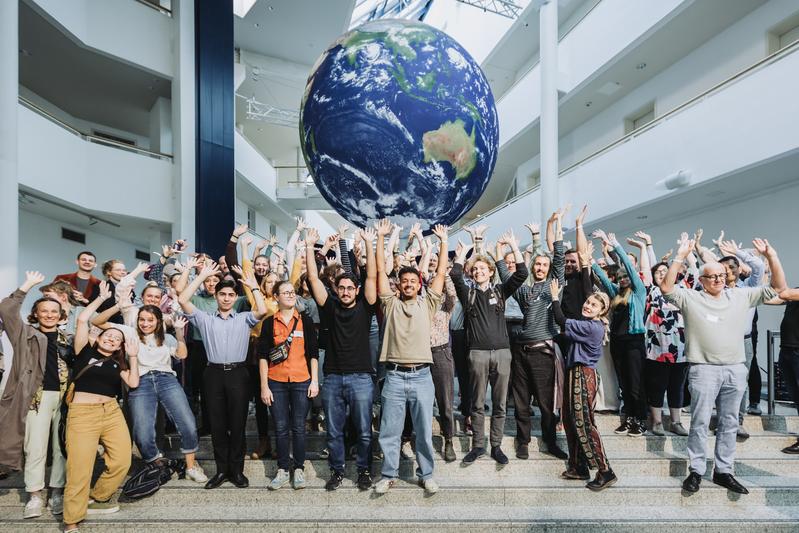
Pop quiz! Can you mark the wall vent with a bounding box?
[61,227,86,244]
[135,250,150,261]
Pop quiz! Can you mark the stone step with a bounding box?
[161,431,798,458]
[2,504,799,532]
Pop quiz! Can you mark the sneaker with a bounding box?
[561,468,590,480]
[419,478,439,494]
[318,447,330,459]
[23,494,44,519]
[268,469,290,491]
[185,464,208,484]
[586,469,617,491]
[292,469,306,490]
[325,471,344,491]
[400,441,414,459]
[669,422,689,436]
[737,424,750,440]
[461,447,485,465]
[747,403,762,415]
[627,420,645,437]
[48,492,63,516]
[373,477,395,494]
[86,499,119,515]
[490,446,509,465]
[443,439,456,462]
[614,419,630,435]
[651,422,665,436]
[781,440,799,455]
[357,469,373,490]
[516,443,529,460]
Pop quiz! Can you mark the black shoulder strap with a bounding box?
[71,357,108,383]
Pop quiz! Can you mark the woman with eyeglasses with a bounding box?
[257,280,319,490]
[63,282,139,533]
[592,230,649,437]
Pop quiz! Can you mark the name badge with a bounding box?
[489,298,498,306]
[705,314,721,323]
[293,330,304,338]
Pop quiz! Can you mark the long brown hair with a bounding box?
[95,327,129,371]
[137,305,165,347]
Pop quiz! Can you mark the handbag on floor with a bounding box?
[122,458,186,500]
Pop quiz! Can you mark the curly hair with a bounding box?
[27,297,66,325]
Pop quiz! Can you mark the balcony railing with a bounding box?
[134,0,172,16]
[19,95,173,161]
[455,36,799,231]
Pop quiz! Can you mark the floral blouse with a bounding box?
[645,285,686,363]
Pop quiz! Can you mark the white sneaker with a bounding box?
[374,477,395,494]
[400,441,414,459]
[420,478,439,495]
[23,494,44,519]
[185,464,208,484]
[268,469,290,490]
[292,469,306,490]
[48,492,63,515]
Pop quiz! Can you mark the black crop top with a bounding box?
[73,345,124,398]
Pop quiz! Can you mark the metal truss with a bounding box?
[455,0,522,19]
[238,94,299,127]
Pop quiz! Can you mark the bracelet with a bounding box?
[575,225,582,229]
[251,287,261,292]
[230,236,239,242]
[673,258,684,264]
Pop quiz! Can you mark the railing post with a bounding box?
[538,0,559,219]
[767,330,775,416]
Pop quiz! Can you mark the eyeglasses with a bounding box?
[278,291,296,297]
[337,286,357,292]
[700,274,726,282]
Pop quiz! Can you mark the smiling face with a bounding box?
[142,286,163,306]
[564,252,579,276]
[203,275,219,295]
[470,259,493,285]
[399,272,420,300]
[254,256,270,276]
[653,264,669,286]
[336,276,359,306]
[720,258,739,286]
[700,262,727,297]
[215,286,238,312]
[274,281,297,311]
[77,253,96,274]
[582,294,607,319]
[137,309,159,336]
[97,328,124,354]
[107,261,127,282]
[532,255,551,282]
[617,270,631,290]
[503,253,516,274]
[34,300,62,331]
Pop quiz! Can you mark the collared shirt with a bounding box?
[268,309,310,383]
[186,308,258,364]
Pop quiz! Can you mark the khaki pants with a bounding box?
[24,390,66,492]
[63,401,131,524]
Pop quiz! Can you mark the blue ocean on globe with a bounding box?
[299,19,499,229]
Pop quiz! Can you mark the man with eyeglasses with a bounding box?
[304,226,378,492]
[661,235,786,495]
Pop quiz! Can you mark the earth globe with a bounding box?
[299,19,499,229]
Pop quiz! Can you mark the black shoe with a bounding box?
[490,446,509,465]
[614,420,630,435]
[230,472,249,488]
[325,471,344,491]
[712,471,749,494]
[682,471,702,493]
[781,440,799,455]
[356,469,372,490]
[546,443,568,460]
[586,469,617,491]
[561,467,590,480]
[204,472,228,490]
[627,420,645,437]
[443,440,456,463]
[461,447,485,465]
[516,443,529,460]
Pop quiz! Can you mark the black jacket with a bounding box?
[256,312,319,373]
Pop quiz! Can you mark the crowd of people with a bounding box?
[0,205,797,532]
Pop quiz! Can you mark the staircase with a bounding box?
[2,413,798,531]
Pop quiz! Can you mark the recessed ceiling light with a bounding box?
[636,215,648,220]
[636,62,647,70]
[585,101,592,107]
[254,22,260,28]
[268,5,274,11]
[257,128,263,132]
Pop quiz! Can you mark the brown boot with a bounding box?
[251,436,272,460]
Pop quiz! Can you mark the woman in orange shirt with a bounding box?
[257,280,319,490]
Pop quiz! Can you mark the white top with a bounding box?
[116,325,179,376]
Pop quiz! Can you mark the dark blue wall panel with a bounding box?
[195,0,234,260]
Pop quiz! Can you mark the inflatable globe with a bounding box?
[299,19,499,229]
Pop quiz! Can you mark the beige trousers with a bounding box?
[24,390,66,492]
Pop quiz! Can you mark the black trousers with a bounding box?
[188,340,210,432]
[451,329,471,417]
[512,343,557,446]
[431,344,455,439]
[204,365,250,475]
[748,336,761,406]
[609,333,647,421]
[246,340,270,438]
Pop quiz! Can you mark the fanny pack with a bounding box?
[268,317,298,365]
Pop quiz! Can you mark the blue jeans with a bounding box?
[269,379,311,471]
[322,373,375,474]
[128,371,199,462]
[378,366,435,481]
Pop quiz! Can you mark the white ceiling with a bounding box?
[19,1,172,138]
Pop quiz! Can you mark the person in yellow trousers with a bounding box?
[63,281,139,533]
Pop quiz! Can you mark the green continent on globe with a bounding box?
[422,119,477,180]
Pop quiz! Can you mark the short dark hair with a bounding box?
[397,266,420,280]
[565,249,578,256]
[215,279,237,293]
[77,251,96,260]
[334,272,360,288]
[719,255,740,267]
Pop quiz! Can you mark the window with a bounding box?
[61,227,85,244]
[624,102,655,134]
[768,14,799,54]
[247,207,256,231]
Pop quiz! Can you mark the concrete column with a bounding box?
[149,96,173,155]
[538,0,559,218]
[0,1,19,296]
[171,0,196,248]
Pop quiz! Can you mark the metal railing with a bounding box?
[459,37,799,231]
[19,95,173,161]
[767,330,793,415]
[133,0,172,16]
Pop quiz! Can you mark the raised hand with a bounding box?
[337,223,350,236]
[464,224,488,239]
[230,264,244,278]
[694,228,704,246]
[241,271,259,290]
[607,232,620,247]
[626,237,646,249]
[712,230,725,249]
[295,217,308,232]
[634,231,652,246]
[21,271,46,292]
[502,229,519,249]
[375,218,392,237]
[200,261,221,279]
[592,229,610,245]
[575,204,588,226]
[239,234,254,248]
[752,238,776,257]
[72,289,89,305]
[661,249,674,262]
[676,233,695,259]
[431,224,448,241]
[98,281,112,301]
[173,316,188,331]
[579,241,595,267]
[232,223,249,238]
[718,239,739,257]
[455,240,473,260]
[254,239,269,252]
[359,226,377,243]
[268,235,279,247]
[549,278,561,300]
[524,222,541,235]
[305,227,320,244]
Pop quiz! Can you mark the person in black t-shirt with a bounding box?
[775,287,799,454]
[305,226,378,491]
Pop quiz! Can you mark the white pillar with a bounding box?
[0,1,19,295]
[172,0,196,249]
[539,0,559,218]
[149,96,173,155]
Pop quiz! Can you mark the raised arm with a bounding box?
[450,240,473,305]
[635,231,657,267]
[178,261,220,315]
[285,217,306,268]
[499,230,528,297]
[429,225,449,295]
[241,270,268,320]
[385,223,402,271]
[463,224,488,255]
[627,236,652,286]
[375,219,393,296]
[304,227,329,307]
[360,226,378,305]
[0,271,46,341]
[549,278,567,330]
[753,238,787,292]
[545,211,557,253]
[75,281,112,353]
[227,223,248,279]
[661,234,694,295]
[609,233,646,295]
